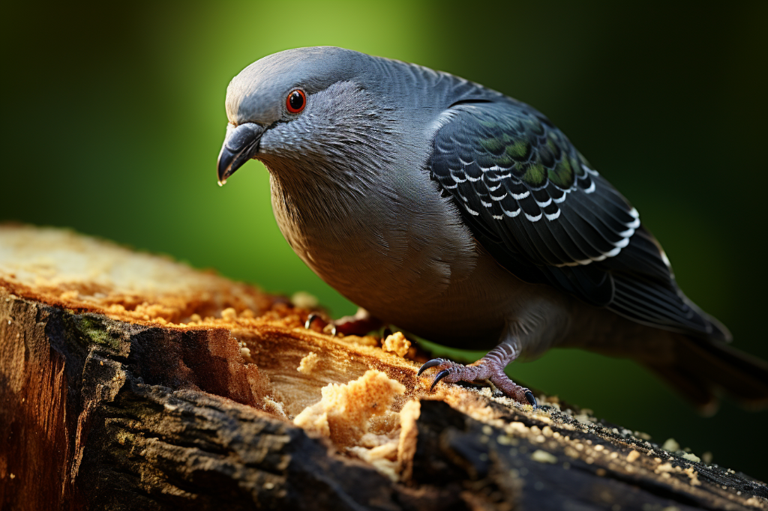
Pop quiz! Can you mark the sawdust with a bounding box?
[0,224,273,326]
[293,370,406,447]
[296,352,319,374]
[382,331,411,358]
[291,369,425,481]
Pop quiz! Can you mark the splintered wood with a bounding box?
[1,224,766,511]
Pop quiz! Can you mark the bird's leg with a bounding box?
[418,340,537,407]
[332,307,385,336]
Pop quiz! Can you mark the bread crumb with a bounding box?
[382,332,411,358]
[574,413,592,425]
[683,466,701,486]
[297,352,319,374]
[531,450,558,464]
[293,370,405,448]
[634,431,652,441]
[564,446,579,459]
[681,452,700,463]
[627,450,640,463]
[221,307,237,321]
[662,438,680,452]
[291,291,318,309]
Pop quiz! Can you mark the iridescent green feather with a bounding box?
[506,140,530,160]
[481,137,504,153]
[522,162,548,187]
[549,157,574,189]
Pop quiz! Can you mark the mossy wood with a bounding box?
[0,225,766,510]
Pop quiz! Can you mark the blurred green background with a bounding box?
[2,0,767,480]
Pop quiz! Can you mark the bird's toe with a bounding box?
[417,358,446,376]
[524,390,538,409]
[418,356,535,407]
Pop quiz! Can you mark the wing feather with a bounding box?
[428,101,728,340]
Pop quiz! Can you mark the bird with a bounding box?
[216,46,768,411]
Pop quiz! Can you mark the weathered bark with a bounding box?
[1,225,766,510]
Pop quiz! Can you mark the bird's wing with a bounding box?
[428,101,728,340]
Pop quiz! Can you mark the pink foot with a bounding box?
[418,357,537,407]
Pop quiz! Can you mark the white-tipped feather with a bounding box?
[511,190,530,200]
[524,212,542,222]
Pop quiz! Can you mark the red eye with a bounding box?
[286,89,306,113]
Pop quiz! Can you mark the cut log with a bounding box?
[1,224,766,510]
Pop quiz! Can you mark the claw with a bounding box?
[304,313,338,335]
[525,391,538,409]
[430,369,451,391]
[304,313,319,330]
[417,358,445,376]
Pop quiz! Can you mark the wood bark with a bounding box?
[1,225,766,510]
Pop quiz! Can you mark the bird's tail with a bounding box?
[646,335,768,414]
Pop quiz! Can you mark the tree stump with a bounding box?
[1,224,766,510]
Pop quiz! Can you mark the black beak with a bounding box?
[216,123,266,185]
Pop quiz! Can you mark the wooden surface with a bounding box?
[1,225,767,510]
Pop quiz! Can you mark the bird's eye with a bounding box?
[286,90,306,113]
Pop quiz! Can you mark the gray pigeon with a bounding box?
[217,46,768,410]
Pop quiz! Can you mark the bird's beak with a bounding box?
[217,123,266,186]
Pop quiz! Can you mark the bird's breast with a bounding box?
[268,171,558,347]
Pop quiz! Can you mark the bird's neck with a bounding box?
[265,158,380,229]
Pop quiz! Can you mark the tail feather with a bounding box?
[646,335,768,413]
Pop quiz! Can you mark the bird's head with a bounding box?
[216,47,398,187]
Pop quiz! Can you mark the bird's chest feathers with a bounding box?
[269,171,479,309]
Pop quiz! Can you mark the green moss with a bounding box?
[67,315,122,351]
